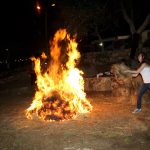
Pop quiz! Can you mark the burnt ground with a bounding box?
[0,71,150,150]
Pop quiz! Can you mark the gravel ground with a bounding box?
[0,71,150,150]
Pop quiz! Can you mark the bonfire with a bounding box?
[26,29,92,121]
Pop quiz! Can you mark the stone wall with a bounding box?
[84,77,112,92]
[84,76,143,104]
[82,48,150,104]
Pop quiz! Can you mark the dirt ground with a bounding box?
[0,71,150,150]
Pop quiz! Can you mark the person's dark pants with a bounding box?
[137,83,150,109]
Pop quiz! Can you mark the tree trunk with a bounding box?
[121,2,150,53]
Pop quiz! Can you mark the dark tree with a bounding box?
[59,0,119,52]
[121,0,150,60]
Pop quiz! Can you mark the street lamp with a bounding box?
[35,2,56,55]
[99,42,103,47]
[36,5,41,12]
[36,2,41,14]
[36,5,41,10]
[51,3,55,7]
[36,3,48,53]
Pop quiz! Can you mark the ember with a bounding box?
[26,29,92,121]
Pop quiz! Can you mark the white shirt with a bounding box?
[140,66,150,83]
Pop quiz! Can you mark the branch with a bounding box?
[121,1,136,34]
[137,13,150,34]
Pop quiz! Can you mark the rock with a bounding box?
[84,76,140,104]
[84,77,112,92]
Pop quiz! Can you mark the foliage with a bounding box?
[59,0,117,40]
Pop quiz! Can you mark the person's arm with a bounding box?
[132,73,138,77]
[125,63,146,74]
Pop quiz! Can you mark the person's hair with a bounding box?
[138,52,150,64]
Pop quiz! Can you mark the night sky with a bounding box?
[0,0,62,58]
[0,0,150,60]
[1,1,33,42]
[1,1,35,58]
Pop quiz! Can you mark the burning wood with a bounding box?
[26,29,92,121]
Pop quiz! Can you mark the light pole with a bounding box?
[35,2,56,55]
[36,3,48,53]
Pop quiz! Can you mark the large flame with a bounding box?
[26,29,92,121]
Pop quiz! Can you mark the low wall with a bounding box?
[84,76,143,104]
[84,77,112,92]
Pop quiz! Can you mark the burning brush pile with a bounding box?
[26,29,92,121]
[111,63,142,88]
[111,63,132,82]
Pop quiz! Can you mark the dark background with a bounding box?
[0,0,150,71]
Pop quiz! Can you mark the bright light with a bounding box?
[99,42,103,47]
[51,3,55,7]
[36,5,41,10]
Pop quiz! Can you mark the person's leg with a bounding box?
[137,84,149,109]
